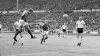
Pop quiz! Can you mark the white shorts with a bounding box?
[59,30,63,33]
[42,31,49,35]
[19,20,28,26]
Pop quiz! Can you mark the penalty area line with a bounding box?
[69,48,100,51]
[10,51,62,56]
[10,48,100,56]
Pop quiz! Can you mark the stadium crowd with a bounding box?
[0,0,100,32]
[0,11,100,32]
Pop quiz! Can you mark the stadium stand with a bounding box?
[0,0,100,34]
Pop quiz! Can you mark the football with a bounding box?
[63,14,68,18]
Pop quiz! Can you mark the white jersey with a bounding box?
[63,14,68,18]
[19,19,25,26]
[76,20,85,28]
[0,24,2,29]
[62,25,67,29]
[14,21,20,29]
[21,10,28,16]
[19,19,28,26]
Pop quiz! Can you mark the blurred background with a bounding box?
[0,0,100,33]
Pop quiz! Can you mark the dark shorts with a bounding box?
[16,29,23,33]
[77,28,83,33]
[0,28,1,31]
[16,29,19,32]
[62,29,66,32]
[42,28,48,31]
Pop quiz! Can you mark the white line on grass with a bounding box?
[10,51,61,56]
[69,48,100,51]
[10,48,100,56]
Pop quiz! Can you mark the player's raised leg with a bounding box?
[24,23,37,39]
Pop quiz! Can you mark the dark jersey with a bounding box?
[21,15,27,22]
[42,24,49,31]
[21,11,29,22]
